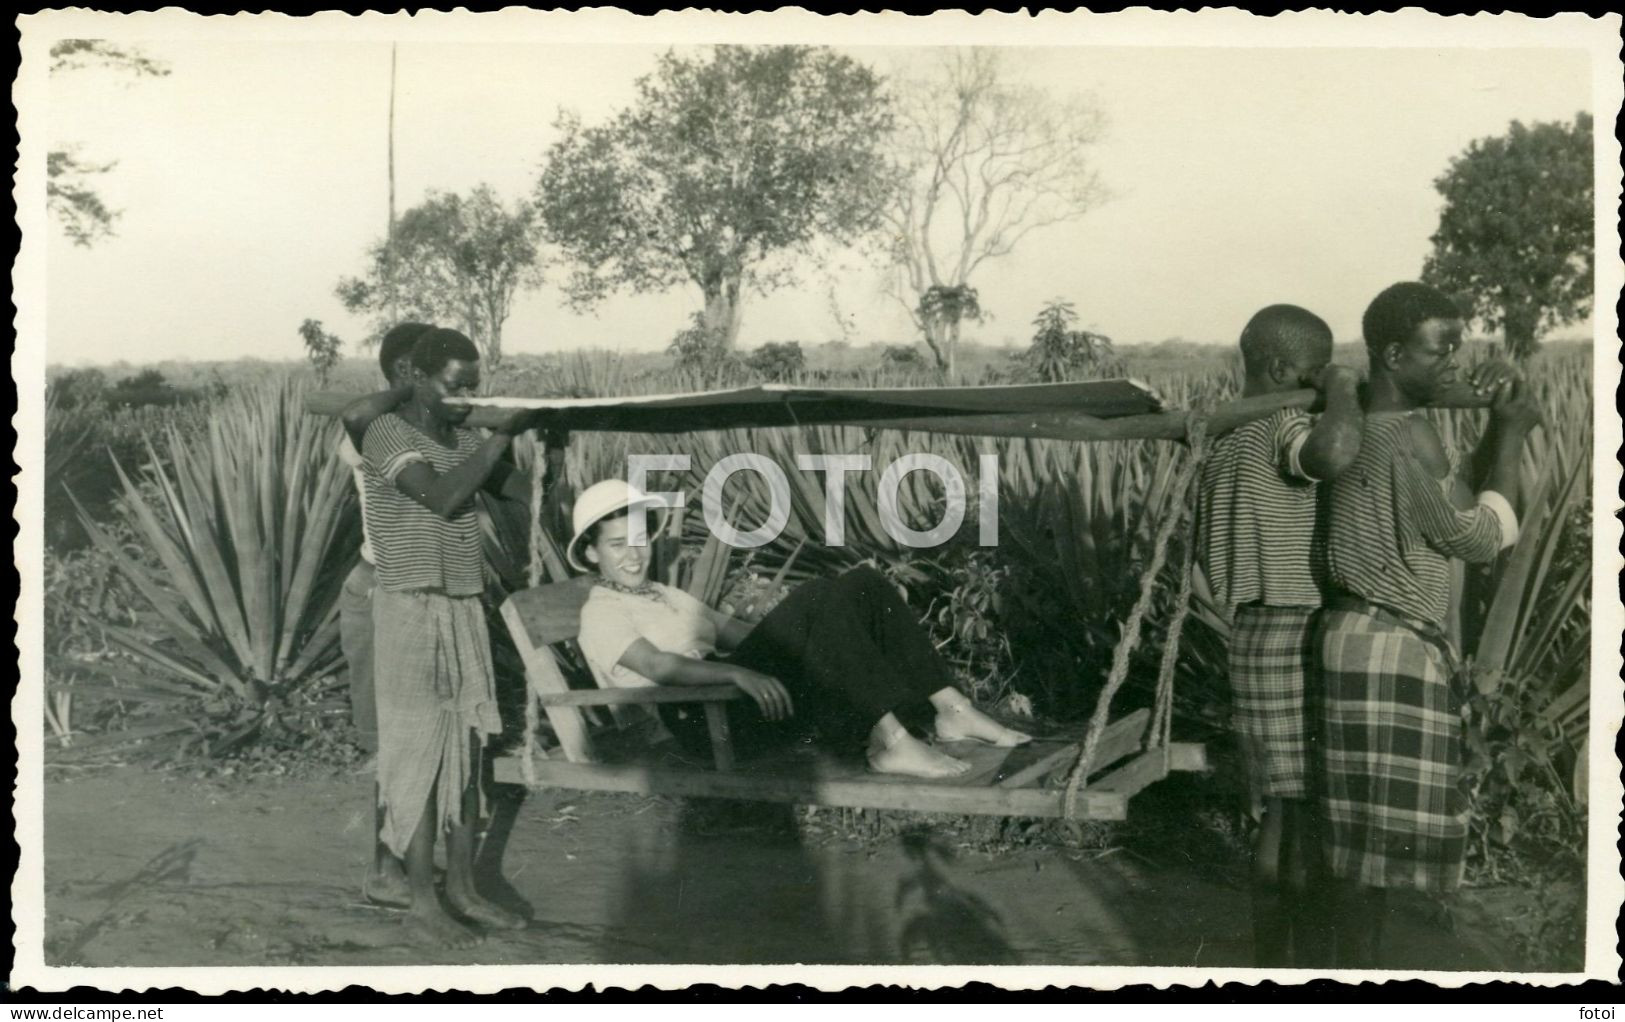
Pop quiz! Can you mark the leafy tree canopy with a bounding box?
[337,185,543,369]
[1422,112,1593,360]
[537,45,896,349]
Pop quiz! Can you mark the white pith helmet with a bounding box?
[566,479,671,574]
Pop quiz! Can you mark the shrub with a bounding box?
[743,341,805,381]
[1015,299,1120,382]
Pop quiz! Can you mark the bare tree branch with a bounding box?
[879,47,1109,374]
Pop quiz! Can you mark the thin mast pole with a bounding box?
[386,43,398,325]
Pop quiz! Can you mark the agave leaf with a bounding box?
[46,682,196,704]
[104,456,213,627]
[45,654,212,696]
[51,719,200,756]
[1474,455,1580,672]
[95,620,235,692]
[170,426,255,666]
[278,467,351,672]
[71,511,243,690]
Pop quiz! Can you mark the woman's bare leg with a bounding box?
[867,712,971,778]
[928,687,1031,746]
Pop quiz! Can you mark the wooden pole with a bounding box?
[385,43,398,325]
[303,382,1494,441]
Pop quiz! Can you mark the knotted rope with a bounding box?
[520,433,549,787]
[1062,414,1209,820]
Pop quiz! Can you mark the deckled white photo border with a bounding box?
[12,5,1623,994]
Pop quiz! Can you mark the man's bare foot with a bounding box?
[868,731,972,779]
[448,889,528,930]
[406,903,483,949]
[934,703,1032,747]
[365,863,411,909]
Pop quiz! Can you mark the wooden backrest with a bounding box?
[501,577,599,763]
[503,576,596,645]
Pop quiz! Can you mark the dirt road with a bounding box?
[42,769,1526,971]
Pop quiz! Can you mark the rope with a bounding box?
[521,433,548,787]
[1150,415,1202,766]
[1062,414,1209,820]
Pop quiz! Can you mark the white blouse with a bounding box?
[577,583,719,689]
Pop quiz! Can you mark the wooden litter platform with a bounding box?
[493,705,1207,822]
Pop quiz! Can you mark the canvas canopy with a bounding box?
[445,378,1163,432]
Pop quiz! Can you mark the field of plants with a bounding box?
[40,338,1594,966]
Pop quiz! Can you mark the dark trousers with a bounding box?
[659,567,954,758]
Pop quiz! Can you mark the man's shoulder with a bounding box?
[364,411,414,446]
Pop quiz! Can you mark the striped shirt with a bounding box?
[1326,412,1505,628]
[1198,408,1322,609]
[362,413,487,596]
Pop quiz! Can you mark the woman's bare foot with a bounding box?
[448,889,528,930]
[868,730,972,779]
[406,901,483,949]
[934,703,1032,747]
[365,866,411,909]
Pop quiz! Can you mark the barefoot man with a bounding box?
[362,326,539,946]
[338,320,432,908]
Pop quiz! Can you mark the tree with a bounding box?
[298,319,344,385]
[47,40,170,246]
[1018,299,1117,383]
[336,185,542,370]
[1422,112,1593,361]
[881,49,1108,376]
[537,45,896,352]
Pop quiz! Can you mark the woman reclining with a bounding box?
[569,479,1031,779]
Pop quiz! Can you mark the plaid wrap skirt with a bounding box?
[374,589,502,858]
[1230,604,1317,801]
[1318,607,1468,892]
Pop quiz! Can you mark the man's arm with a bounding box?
[1296,366,1363,481]
[384,409,537,520]
[341,385,414,450]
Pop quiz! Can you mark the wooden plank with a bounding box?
[704,703,735,772]
[1169,742,1207,772]
[994,742,1080,790]
[539,684,745,707]
[996,708,1151,789]
[491,756,1130,820]
[1091,750,1170,797]
[501,599,596,764]
[504,581,595,647]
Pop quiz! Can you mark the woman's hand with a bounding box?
[728,667,794,721]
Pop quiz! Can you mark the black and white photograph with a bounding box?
[11,7,1623,994]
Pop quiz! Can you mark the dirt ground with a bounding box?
[42,767,1540,970]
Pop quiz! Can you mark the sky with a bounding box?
[39,38,1595,366]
